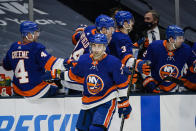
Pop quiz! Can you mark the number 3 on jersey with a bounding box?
[15,59,29,84]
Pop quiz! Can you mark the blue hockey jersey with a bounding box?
[64,53,130,109]
[109,31,134,65]
[3,41,57,96]
[143,40,195,91]
[182,43,196,89]
[70,26,97,61]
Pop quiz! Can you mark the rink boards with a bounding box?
[0,95,195,131]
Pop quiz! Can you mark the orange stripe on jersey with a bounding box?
[117,76,130,89]
[104,99,116,128]
[68,70,84,84]
[121,54,133,65]
[133,42,139,48]
[82,77,129,103]
[189,66,195,73]
[181,78,196,90]
[13,81,48,97]
[44,56,57,71]
[82,86,117,103]
[91,29,96,35]
[163,40,167,48]
[159,76,182,91]
[72,32,78,45]
[159,83,177,92]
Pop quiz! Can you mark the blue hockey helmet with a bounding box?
[166,25,184,40]
[20,21,39,36]
[95,14,115,31]
[115,11,134,27]
[90,33,108,45]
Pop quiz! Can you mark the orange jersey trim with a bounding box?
[159,83,177,92]
[91,29,96,35]
[72,32,78,45]
[13,81,48,97]
[104,99,116,128]
[117,76,130,89]
[44,56,57,71]
[181,78,196,90]
[121,54,133,65]
[68,70,84,84]
[82,78,129,103]
[82,86,117,103]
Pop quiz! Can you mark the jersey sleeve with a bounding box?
[2,49,12,71]
[111,58,130,97]
[118,40,133,65]
[35,43,57,71]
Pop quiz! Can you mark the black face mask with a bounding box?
[143,22,153,30]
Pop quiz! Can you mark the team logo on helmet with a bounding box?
[159,64,179,81]
[86,74,104,95]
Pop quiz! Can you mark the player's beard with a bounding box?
[93,51,105,60]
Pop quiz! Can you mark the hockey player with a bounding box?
[181,42,196,90]
[109,11,135,66]
[142,25,196,92]
[108,11,151,88]
[2,21,65,99]
[47,34,132,131]
[72,24,87,45]
[70,14,115,61]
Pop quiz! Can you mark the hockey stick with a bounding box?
[155,76,184,91]
[120,48,139,131]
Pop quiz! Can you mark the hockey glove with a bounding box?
[135,60,151,76]
[118,97,132,119]
[75,24,87,32]
[123,67,138,84]
[143,77,160,93]
[63,58,77,70]
[133,37,145,48]
[41,69,63,82]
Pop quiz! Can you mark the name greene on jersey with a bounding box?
[12,51,29,59]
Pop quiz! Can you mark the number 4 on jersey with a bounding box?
[15,59,29,84]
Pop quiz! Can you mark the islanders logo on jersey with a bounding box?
[86,74,104,95]
[159,64,179,81]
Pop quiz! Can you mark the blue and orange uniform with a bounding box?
[109,30,134,65]
[143,40,195,92]
[181,42,196,90]
[70,26,97,61]
[62,53,130,130]
[3,41,59,98]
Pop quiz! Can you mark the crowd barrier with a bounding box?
[0,94,195,131]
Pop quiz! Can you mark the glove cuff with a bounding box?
[118,97,130,108]
[143,77,157,87]
[135,59,142,72]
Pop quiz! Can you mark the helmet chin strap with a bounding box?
[123,25,132,33]
[26,33,34,42]
[169,39,177,50]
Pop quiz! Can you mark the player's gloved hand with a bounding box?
[123,67,138,84]
[41,69,63,82]
[75,24,87,32]
[144,37,149,48]
[63,58,77,70]
[143,77,160,93]
[135,60,151,75]
[118,97,132,119]
[133,37,145,48]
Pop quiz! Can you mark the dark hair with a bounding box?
[109,7,122,19]
[145,10,160,24]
